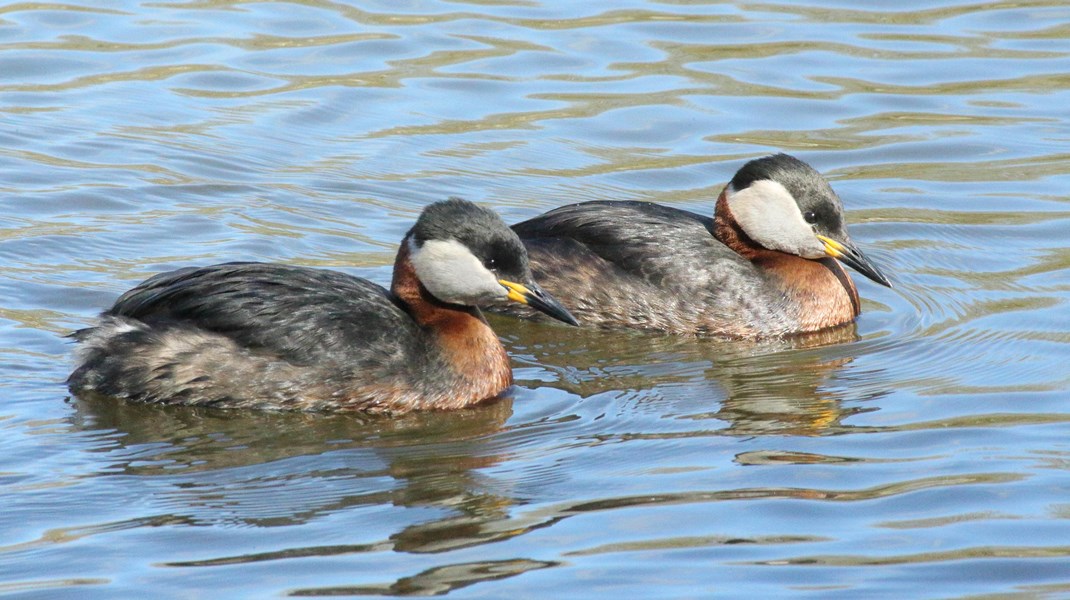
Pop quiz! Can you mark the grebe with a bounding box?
[504,154,891,337]
[68,198,577,413]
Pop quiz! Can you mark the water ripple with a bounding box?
[751,544,1070,567]
[2,0,1069,597]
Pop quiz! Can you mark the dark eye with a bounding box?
[484,257,497,270]
[803,210,817,224]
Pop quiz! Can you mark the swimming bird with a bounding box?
[67,198,577,413]
[504,154,891,337]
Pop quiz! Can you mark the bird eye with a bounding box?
[803,211,817,224]
[484,257,497,270]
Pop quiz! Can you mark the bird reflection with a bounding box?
[289,559,559,597]
[491,314,883,437]
[70,392,562,593]
[73,395,518,526]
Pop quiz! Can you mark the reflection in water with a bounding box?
[709,350,884,438]
[30,387,1044,595]
[496,315,880,436]
[288,559,559,597]
[72,395,565,589]
[74,396,516,534]
[73,394,513,476]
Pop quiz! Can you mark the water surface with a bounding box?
[2,1,1069,598]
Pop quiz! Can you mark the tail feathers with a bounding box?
[66,316,320,409]
[67,316,156,398]
[67,316,245,405]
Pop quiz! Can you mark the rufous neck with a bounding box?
[390,235,512,405]
[391,236,484,327]
[712,187,860,325]
[713,188,764,259]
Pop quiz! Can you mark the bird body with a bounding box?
[68,199,577,413]
[508,154,890,337]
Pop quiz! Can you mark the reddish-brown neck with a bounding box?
[391,238,483,327]
[713,189,860,331]
[390,238,512,406]
[713,190,763,260]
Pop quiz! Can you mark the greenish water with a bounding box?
[2,1,1069,598]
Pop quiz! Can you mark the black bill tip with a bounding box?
[500,280,580,326]
[818,235,892,288]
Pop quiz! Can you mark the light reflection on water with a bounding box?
[1,0,1069,597]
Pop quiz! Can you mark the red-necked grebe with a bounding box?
[68,198,577,413]
[504,154,891,337]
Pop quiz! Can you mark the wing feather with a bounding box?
[107,262,422,367]
[513,201,751,287]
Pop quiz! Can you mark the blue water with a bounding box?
[1,1,1068,597]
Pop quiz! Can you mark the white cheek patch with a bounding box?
[726,180,827,259]
[409,238,508,305]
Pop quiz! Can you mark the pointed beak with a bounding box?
[499,279,579,326]
[817,235,892,288]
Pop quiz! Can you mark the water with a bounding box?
[2,0,1069,597]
